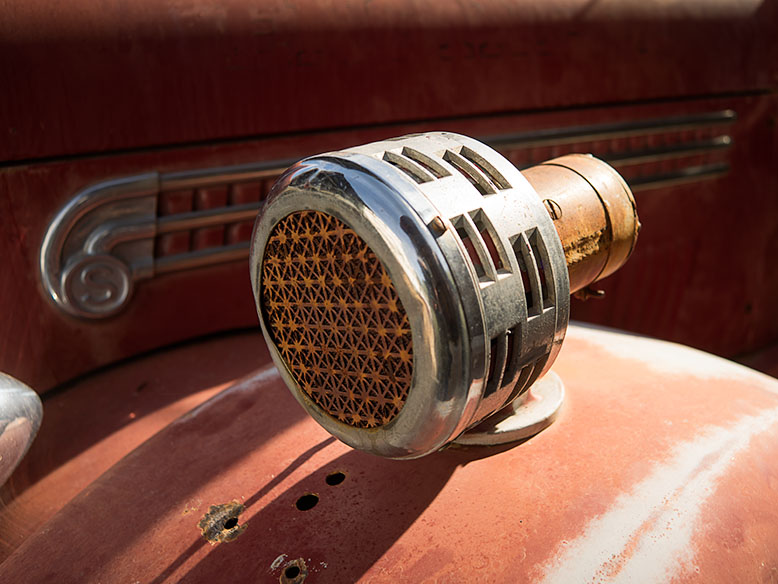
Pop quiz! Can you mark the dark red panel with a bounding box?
[1,95,776,392]
[0,331,267,560]
[571,95,778,358]
[1,0,776,162]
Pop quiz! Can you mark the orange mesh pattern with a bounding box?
[261,210,413,428]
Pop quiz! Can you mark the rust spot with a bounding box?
[280,558,308,583]
[197,501,246,544]
[563,229,605,267]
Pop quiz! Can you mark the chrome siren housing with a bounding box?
[250,133,570,459]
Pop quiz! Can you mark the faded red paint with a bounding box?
[2,0,775,163]
[0,331,267,560]
[1,325,777,582]
[2,95,777,394]
[1,0,778,394]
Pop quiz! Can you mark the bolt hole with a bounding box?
[325,471,346,486]
[223,517,238,530]
[295,493,319,511]
[285,566,301,579]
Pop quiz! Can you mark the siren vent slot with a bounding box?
[498,357,538,412]
[402,147,451,178]
[501,325,520,390]
[453,217,486,279]
[512,233,542,316]
[528,229,554,307]
[444,150,496,195]
[453,212,504,281]
[470,210,509,274]
[486,337,499,392]
[382,150,434,184]
[459,146,512,190]
[515,361,538,397]
[484,332,508,397]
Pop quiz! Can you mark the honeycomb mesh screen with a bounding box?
[261,210,413,428]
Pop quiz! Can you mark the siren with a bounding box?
[250,133,638,458]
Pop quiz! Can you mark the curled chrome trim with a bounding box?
[39,161,290,319]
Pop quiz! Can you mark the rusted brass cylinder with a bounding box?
[522,154,639,295]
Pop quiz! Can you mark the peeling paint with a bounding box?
[570,325,778,387]
[197,501,247,544]
[538,407,778,583]
[271,554,288,571]
[563,229,605,266]
[280,558,308,583]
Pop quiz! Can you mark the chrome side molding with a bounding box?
[39,161,289,319]
[39,110,734,319]
[487,109,736,192]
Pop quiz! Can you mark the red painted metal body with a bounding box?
[1,1,778,580]
[1,96,777,391]
[1,1,777,391]
[3,0,775,163]
[2,325,778,582]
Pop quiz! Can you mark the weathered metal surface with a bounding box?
[0,331,266,561]
[1,96,776,394]
[198,501,247,544]
[2,0,775,163]
[1,325,777,582]
[523,154,639,295]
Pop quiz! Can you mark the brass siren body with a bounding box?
[250,133,639,459]
[522,155,640,297]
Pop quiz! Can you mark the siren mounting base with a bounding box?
[453,372,564,446]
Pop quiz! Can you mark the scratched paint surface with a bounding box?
[1,324,777,583]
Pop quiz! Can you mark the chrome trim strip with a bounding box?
[629,163,730,192]
[604,135,732,166]
[156,202,262,234]
[40,161,287,319]
[485,110,736,149]
[160,159,294,191]
[40,111,736,319]
[155,242,251,275]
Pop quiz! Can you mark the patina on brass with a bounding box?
[523,154,640,295]
[261,210,413,429]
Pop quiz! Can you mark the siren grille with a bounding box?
[261,210,413,428]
